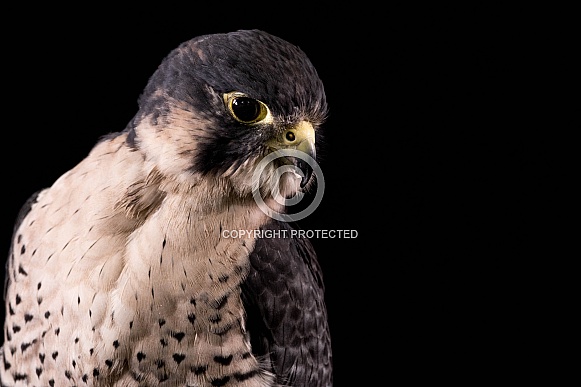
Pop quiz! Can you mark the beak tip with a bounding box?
[298,162,314,189]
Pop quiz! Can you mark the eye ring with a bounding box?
[224,92,271,124]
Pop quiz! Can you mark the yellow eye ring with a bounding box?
[224,92,271,124]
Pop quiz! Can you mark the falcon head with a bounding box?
[126,29,327,207]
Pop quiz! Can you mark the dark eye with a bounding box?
[224,92,270,124]
[231,97,262,122]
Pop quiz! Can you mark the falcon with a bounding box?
[1,29,332,386]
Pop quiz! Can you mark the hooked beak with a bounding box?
[268,121,316,188]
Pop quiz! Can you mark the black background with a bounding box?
[1,4,558,385]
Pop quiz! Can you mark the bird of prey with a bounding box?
[1,29,332,386]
